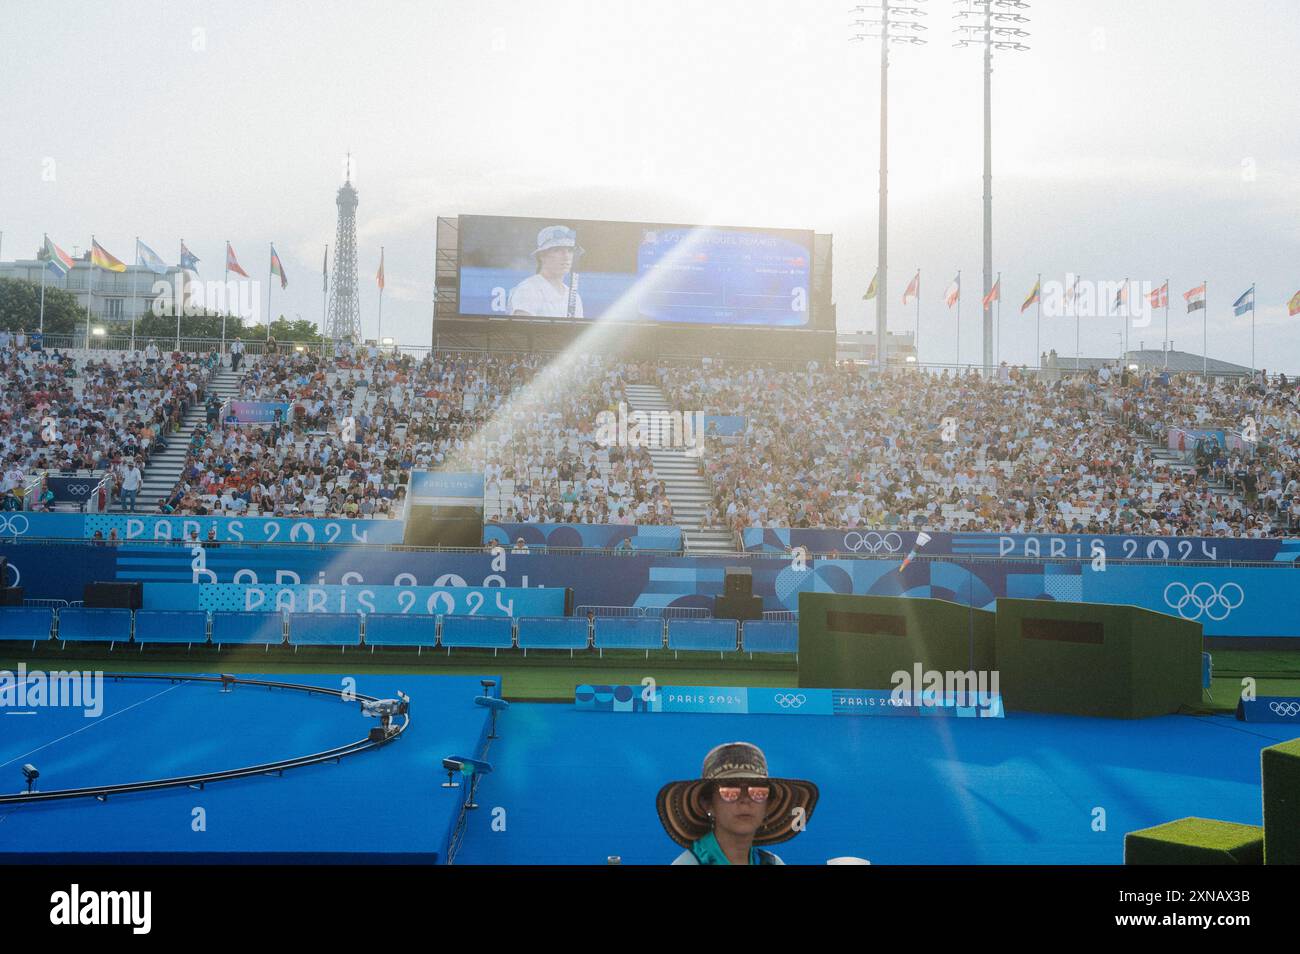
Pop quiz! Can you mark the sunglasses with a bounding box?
[714,784,771,804]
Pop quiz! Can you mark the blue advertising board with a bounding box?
[4,541,1298,638]
[0,512,406,544]
[742,527,1300,564]
[574,685,1002,718]
[142,582,563,616]
[483,523,682,551]
[224,401,291,425]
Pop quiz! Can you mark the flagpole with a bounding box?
[1251,282,1256,374]
[377,246,384,344]
[1164,277,1170,369]
[267,244,273,344]
[322,244,328,358]
[1203,280,1208,381]
[1121,276,1128,363]
[1035,272,1041,375]
[86,236,95,350]
[175,239,184,351]
[131,237,140,353]
[914,269,920,367]
[956,269,962,370]
[39,235,49,335]
[995,271,1001,366]
[1074,272,1080,372]
[222,242,229,356]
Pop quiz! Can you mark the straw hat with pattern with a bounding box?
[656,741,819,848]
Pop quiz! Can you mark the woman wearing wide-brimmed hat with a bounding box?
[508,225,585,318]
[657,741,818,865]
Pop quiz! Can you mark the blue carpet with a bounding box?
[0,673,496,862]
[453,706,1294,865]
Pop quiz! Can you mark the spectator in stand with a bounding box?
[230,336,245,371]
[119,458,143,512]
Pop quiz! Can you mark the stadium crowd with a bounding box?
[0,341,216,510]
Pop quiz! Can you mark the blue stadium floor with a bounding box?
[2,672,1290,864]
[454,706,1293,865]
[0,674,494,862]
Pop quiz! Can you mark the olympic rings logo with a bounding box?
[0,515,30,536]
[1269,701,1300,718]
[842,532,903,554]
[67,483,90,497]
[1163,582,1244,621]
[772,693,807,708]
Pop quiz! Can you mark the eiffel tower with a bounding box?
[325,155,361,342]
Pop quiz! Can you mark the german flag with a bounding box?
[91,239,126,272]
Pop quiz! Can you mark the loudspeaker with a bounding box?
[0,586,23,606]
[564,587,575,617]
[84,581,143,610]
[724,566,752,598]
[0,556,8,587]
[714,594,763,622]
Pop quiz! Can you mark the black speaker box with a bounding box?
[84,581,143,610]
[724,566,753,598]
[0,586,23,606]
[714,594,763,621]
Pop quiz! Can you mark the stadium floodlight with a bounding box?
[850,0,929,370]
[953,1,1031,376]
[21,764,38,794]
[91,326,106,337]
[380,336,394,346]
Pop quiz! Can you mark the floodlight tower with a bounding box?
[851,1,928,369]
[954,0,1030,375]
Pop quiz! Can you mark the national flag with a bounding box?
[863,270,878,300]
[376,249,385,291]
[1065,275,1081,303]
[1288,289,1300,318]
[323,246,329,293]
[1020,278,1040,314]
[179,242,200,272]
[1184,283,1206,313]
[39,236,75,278]
[899,531,931,572]
[90,239,126,272]
[270,244,287,289]
[136,239,169,276]
[1232,285,1255,317]
[945,274,961,308]
[1148,281,1168,310]
[226,243,249,278]
[982,277,1001,309]
[1113,280,1129,313]
[901,270,920,306]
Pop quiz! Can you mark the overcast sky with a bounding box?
[3,0,1297,370]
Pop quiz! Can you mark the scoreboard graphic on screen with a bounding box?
[457,214,814,327]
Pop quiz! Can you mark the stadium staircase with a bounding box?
[110,364,245,513]
[623,384,735,555]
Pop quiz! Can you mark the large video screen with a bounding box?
[457,215,813,326]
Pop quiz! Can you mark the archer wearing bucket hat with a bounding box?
[508,225,585,318]
[658,741,818,865]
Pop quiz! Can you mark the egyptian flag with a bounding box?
[1020,278,1040,314]
[982,277,1001,309]
[1288,289,1300,318]
[945,274,961,308]
[376,249,386,291]
[226,242,249,278]
[901,270,920,305]
[1185,283,1206,313]
[90,239,126,272]
[1148,281,1168,310]
[863,270,878,300]
[40,236,75,277]
[270,244,287,289]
